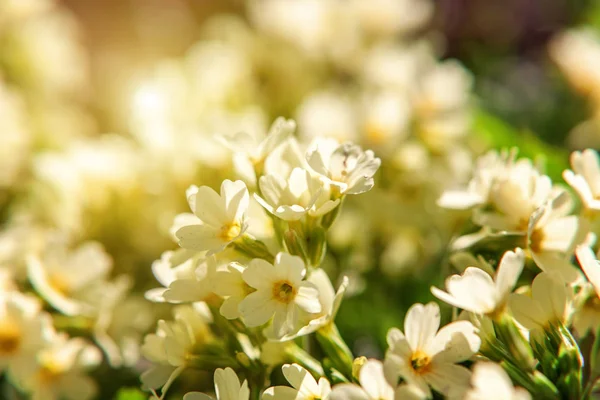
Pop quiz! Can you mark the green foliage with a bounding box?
[114,388,147,400]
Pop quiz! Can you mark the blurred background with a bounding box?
[1,0,599,397]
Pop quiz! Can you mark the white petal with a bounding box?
[295,284,321,314]
[404,302,440,352]
[193,186,228,226]
[429,320,481,362]
[238,292,276,327]
[424,363,471,396]
[330,384,370,400]
[494,249,525,299]
[221,180,249,223]
[282,363,320,394]
[576,245,600,297]
[176,225,223,252]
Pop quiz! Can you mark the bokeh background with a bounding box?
[1,0,599,398]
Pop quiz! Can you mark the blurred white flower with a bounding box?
[140,304,213,391]
[10,335,100,400]
[431,249,525,317]
[576,245,600,298]
[183,367,249,400]
[306,139,381,195]
[238,253,321,338]
[263,363,331,400]
[296,91,359,143]
[563,149,600,211]
[383,302,480,397]
[255,167,340,221]
[462,362,531,400]
[175,180,249,255]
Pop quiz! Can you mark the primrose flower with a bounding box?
[306,139,381,195]
[183,367,249,400]
[383,302,481,397]
[238,253,321,338]
[431,249,525,317]
[330,359,395,400]
[463,362,531,400]
[563,149,600,211]
[175,180,249,255]
[263,363,331,400]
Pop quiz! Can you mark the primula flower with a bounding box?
[10,335,101,400]
[526,192,582,283]
[563,149,600,212]
[213,262,254,320]
[0,292,52,373]
[306,139,381,195]
[255,167,340,221]
[462,362,531,400]
[140,305,214,392]
[576,245,600,298]
[27,241,112,316]
[383,302,481,397]
[263,363,331,400]
[238,253,321,338]
[431,249,524,317]
[161,256,218,304]
[175,180,249,255]
[329,359,395,400]
[509,272,571,334]
[183,367,249,400]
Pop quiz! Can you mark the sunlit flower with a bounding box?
[175,180,249,255]
[238,253,321,338]
[509,272,571,334]
[183,367,249,400]
[213,262,254,320]
[563,149,600,212]
[255,167,340,221]
[462,362,531,400]
[330,359,395,400]
[383,302,481,397]
[10,335,101,400]
[576,245,600,298]
[263,363,331,400]
[306,139,381,195]
[431,249,525,317]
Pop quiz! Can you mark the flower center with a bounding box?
[529,228,545,254]
[409,351,431,375]
[37,359,65,384]
[0,322,21,355]
[272,280,296,304]
[219,222,241,242]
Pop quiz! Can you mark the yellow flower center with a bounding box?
[272,280,296,304]
[409,351,432,375]
[219,222,241,242]
[0,322,21,355]
[37,359,65,384]
[529,228,545,254]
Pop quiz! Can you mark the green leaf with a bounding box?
[114,388,147,400]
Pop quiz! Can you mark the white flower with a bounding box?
[296,91,359,143]
[576,245,600,298]
[0,292,52,373]
[438,149,516,210]
[255,167,340,221]
[145,249,199,303]
[264,269,348,342]
[26,241,112,316]
[330,359,394,400]
[509,272,571,333]
[162,256,218,303]
[140,305,213,392]
[10,335,101,400]
[306,139,381,195]
[383,302,481,397]
[183,367,249,400]
[213,262,254,320]
[263,363,331,400]
[527,192,582,283]
[431,249,525,316]
[238,253,321,338]
[563,149,600,211]
[463,362,531,400]
[175,180,249,255]
[472,159,552,232]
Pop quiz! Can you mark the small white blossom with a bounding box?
[255,167,340,221]
[431,249,525,316]
[383,302,481,397]
[576,245,600,298]
[306,139,381,195]
[563,149,600,211]
[238,253,321,338]
[183,367,249,400]
[263,363,331,400]
[509,272,571,333]
[175,180,249,255]
[330,359,395,400]
[213,262,254,320]
[463,362,531,400]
